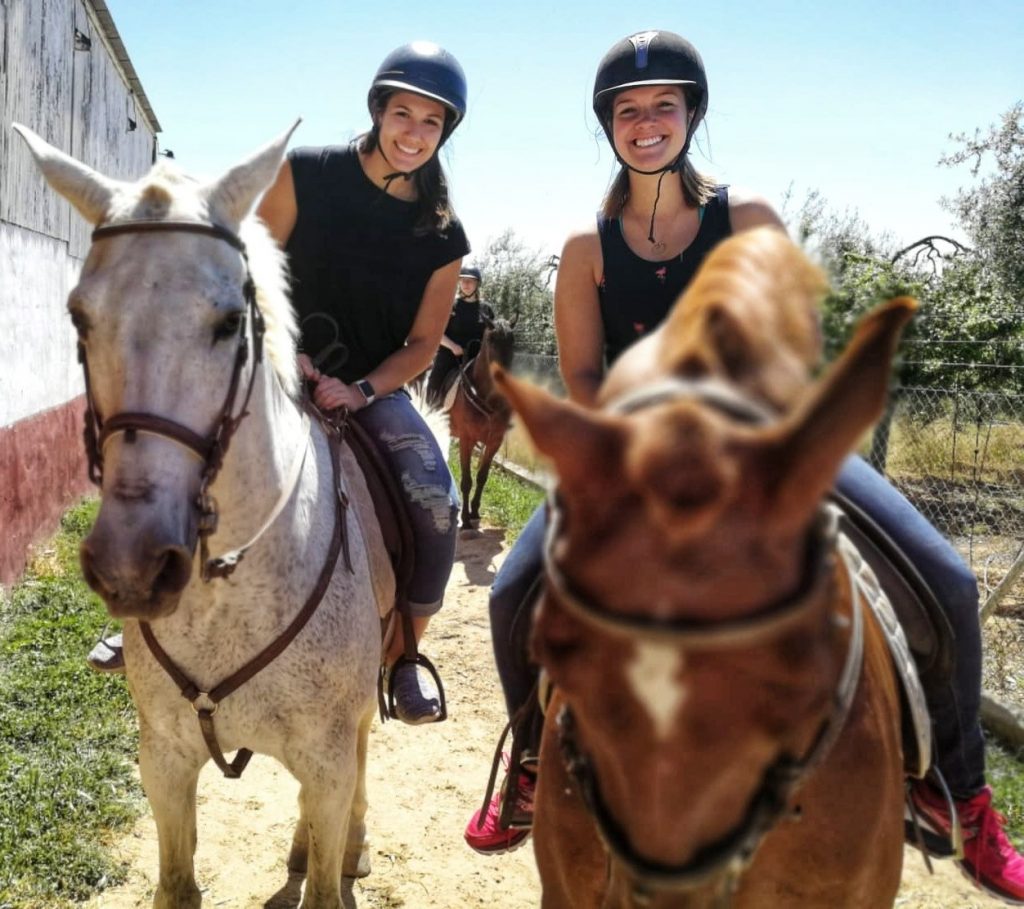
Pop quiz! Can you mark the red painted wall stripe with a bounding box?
[0,396,90,586]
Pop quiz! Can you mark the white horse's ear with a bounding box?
[12,122,121,225]
[204,119,301,227]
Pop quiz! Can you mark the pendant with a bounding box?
[651,240,667,256]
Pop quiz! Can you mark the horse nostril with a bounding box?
[79,542,110,598]
[152,546,193,596]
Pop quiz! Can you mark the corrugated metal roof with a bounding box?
[85,0,162,133]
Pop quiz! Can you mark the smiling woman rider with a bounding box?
[88,42,471,728]
[464,29,1024,907]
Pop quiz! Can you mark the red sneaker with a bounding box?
[465,768,535,856]
[912,782,1024,905]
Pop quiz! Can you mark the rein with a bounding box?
[545,378,867,900]
[85,219,353,777]
[141,422,353,778]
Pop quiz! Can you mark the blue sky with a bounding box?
[104,0,1022,261]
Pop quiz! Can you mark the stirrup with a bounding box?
[905,769,964,869]
[377,652,448,724]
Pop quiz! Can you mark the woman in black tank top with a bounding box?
[256,43,472,727]
[468,34,1024,899]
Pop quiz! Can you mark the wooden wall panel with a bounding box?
[69,0,155,256]
[1,0,73,238]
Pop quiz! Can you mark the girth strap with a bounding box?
[141,432,349,778]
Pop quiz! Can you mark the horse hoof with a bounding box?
[343,846,371,878]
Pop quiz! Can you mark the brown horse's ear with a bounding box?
[492,367,626,490]
[758,297,917,529]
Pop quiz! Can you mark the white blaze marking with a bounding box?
[626,642,686,740]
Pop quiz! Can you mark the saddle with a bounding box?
[325,409,447,721]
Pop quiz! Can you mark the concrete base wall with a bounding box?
[0,395,90,586]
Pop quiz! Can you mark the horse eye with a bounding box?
[213,311,243,343]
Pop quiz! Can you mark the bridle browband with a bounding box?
[544,377,866,901]
[84,219,272,581]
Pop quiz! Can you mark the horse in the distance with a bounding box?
[494,228,915,908]
[15,123,394,909]
[446,317,516,528]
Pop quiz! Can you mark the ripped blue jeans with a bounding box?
[353,390,459,616]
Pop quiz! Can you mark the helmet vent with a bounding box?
[629,30,659,69]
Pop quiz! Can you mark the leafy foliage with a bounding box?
[787,104,1024,399]
[474,229,558,355]
[941,102,1024,306]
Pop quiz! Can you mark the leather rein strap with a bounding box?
[140,431,351,778]
[86,219,352,777]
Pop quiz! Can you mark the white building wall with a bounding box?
[0,224,81,427]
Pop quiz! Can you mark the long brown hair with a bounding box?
[360,92,458,236]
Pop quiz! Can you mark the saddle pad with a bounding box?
[837,527,931,779]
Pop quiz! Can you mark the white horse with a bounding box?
[15,123,394,909]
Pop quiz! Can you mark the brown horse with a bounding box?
[449,317,516,528]
[494,228,916,908]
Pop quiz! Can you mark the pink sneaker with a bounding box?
[465,768,535,856]
[912,782,1024,905]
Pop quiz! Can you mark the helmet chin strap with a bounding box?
[613,124,696,251]
[371,126,440,193]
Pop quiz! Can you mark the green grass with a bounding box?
[988,742,1024,846]
[0,500,141,908]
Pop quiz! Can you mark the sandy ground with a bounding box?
[84,526,1007,909]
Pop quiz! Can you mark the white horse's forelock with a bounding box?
[101,161,300,399]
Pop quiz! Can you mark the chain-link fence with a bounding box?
[873,383,1024,613]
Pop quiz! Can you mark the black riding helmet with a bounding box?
[459,265,482,282]
[368,41,468,147]
[592,30,708,172]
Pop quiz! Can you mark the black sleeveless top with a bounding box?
[597,185,732,365]
[446,296,495,348]
[286,145,470,383]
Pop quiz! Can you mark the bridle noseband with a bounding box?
[544,378,866,901]
[82,219,266,580]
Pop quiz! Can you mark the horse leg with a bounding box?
[139,732,203,909]
[459,436,475,528]
[342,706,374,878]
[470,436,501,523]
[287,801,309,874]
[292,729,358,909]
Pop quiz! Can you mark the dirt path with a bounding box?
[86,527,1003,909]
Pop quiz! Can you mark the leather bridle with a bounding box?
[543,378,866,902]
[80,219,350,779]
[82,219,266,581]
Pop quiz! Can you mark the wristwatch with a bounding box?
[354,378,376,405]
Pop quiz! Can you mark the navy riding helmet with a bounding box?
[459,265,482,282]
[368,41,468,146]
[592,30,708,168]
